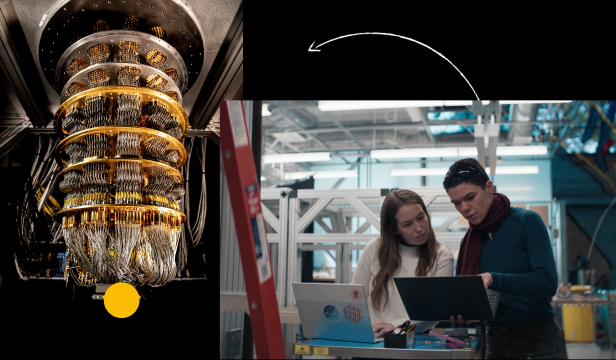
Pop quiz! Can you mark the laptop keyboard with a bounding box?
[488,295,496,308]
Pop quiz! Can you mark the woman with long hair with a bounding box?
[351,189,454,337]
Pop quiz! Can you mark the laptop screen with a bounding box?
[394,276,497,321]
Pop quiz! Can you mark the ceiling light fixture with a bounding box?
[318,101,571,112]
[284,170,358,180]
[371,145,548,159]
[390,165,539,176]
[263,152,331,164]
[262,104,271,116]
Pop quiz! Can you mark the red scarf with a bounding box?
[456,192,511,276]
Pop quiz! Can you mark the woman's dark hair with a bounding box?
[442,158,490,192]
[371,189,438,312]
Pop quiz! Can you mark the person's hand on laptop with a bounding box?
[479,272,493,290]
[450,273,493,327]
[371,319,395,337]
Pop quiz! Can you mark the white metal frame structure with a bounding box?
[284,187,469,308]
[260,187,292,307]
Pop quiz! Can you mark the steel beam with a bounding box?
[0,0,50,127]
[0,123,29,159]
[190,3,242,130]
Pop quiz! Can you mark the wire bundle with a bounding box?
[123,15,140,31]
[59,170,83,193]
[143,100,183,140]
[87,44,110,65]
[117,41,140,64]
[145,49,167,68]
[62,107,86,134]
[65,142,86,165]
[66,82,88,98]
[117,66,141,87]
[149,27,166,39]
[115,161,142,205]
[164,91,179,102]
[84,96,113,128]
[143,137,167,161]
[167,174,185,210]
[66,58,89,77]
[145,74,168,92]
[86,68,111,89]
[163,68,179,86]
[165,115,183,140]
[111,210,142,283]
[81,163,110,205]
[84,133,111,158]
[116,132,142,157]
[93,19,109,33]
[116,93,141,126]
[62,189,84,209]
[142,165,173,208]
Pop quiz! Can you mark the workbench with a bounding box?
[293,333,483,359]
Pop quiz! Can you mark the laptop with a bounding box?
[292,282,385,343]
[394,276,500,322]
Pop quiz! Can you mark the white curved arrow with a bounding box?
[309,32,479,100]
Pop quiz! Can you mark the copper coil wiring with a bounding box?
[163,68,179,85]
[123,15,140,31]
[116,131,142,156]
[65,142,86,165]
[59,170,83,193]
[66,82,88,97]
[145,74,167,92]
[62,212,182,287]
[116,93,142,126]
[115,161,142,204]
[63,106,86,134]
[93,19,109,33]
[66,58,89,77]
[86,68,111,89]
[143,100,177,136]
[84,134,111,158]
[81,163,111,206]
[117,41,140,63]
[148,26,166,39]
[143,165,173,208]
[164,91,178,102]
[62,189,83,210]
[87,44,110,65]
[145,49,166,68]
[84,95,113,128]
[164,148,180,167]
[143,137,173,164]
[165,115,183,139]
[168,174,185,201]
[117,66,141,87]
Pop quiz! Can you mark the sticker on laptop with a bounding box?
[343,304,362,324]
[323,304,341,323]
[350,288,362,301]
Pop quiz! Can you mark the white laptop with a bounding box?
[293,282,385,343]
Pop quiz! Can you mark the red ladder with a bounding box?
[220,100,286,358]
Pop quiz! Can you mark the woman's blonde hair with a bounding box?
[371,189,439,312]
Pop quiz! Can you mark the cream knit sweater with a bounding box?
[351,236,454,334]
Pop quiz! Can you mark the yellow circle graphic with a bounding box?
[104,282,140,318]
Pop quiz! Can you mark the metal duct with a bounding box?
[508,104,540,145]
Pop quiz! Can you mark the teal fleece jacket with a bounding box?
[479,207,558,327]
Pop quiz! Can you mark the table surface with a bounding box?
[295,333,481,359]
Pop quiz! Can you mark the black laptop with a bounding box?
[394,276,500,322]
